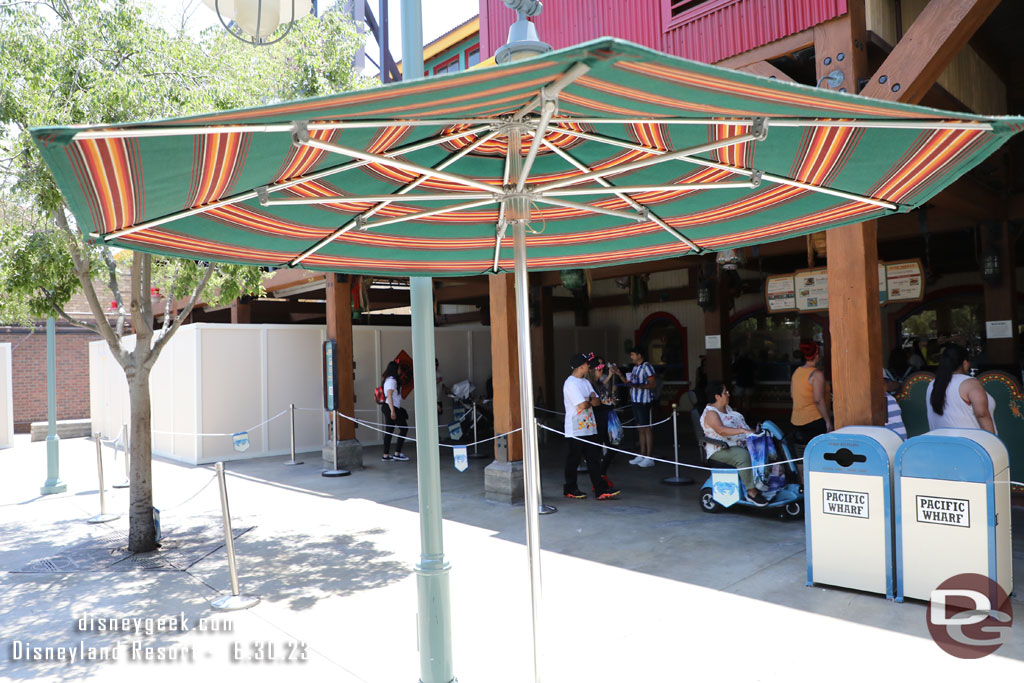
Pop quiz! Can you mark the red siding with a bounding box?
[480,0,846,63]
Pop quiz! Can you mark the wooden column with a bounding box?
[827,222,885,427]
[702,258,732,384]
[325,274,356,440]
[539,284,555,409]
[981,222,1019,367]
[818,8,884,428]
[488,273,522,462]
[230,297,252,324]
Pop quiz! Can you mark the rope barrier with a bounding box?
[534,405,670,427]
[160,472,219,512]
[335,410,520,450]
[535,422,803,473]
[152,408,289,437]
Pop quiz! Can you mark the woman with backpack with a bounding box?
[380,361,410,461]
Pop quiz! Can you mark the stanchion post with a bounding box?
[88,434,119,524]
[535,416,557,515]
[322,409,350,477]
[211,462,260,611]
[472,403,478,456]
[285,403,303,466]
[662,403,694,486]
[113,423,130,489]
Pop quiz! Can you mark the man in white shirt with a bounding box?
[563,353,620,500]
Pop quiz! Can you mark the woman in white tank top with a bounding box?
[925,344,996,433]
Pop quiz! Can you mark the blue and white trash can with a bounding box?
[804,426,903,598]
[895,429,1012,602]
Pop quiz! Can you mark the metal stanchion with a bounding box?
[321,410,350,477]
[284,403,303,466]
[112,423,130,489]
[472,403,478,456]
[662,403,694,486]
[534,418,557,515]
[88,435,119,524]
[211,462,260,611]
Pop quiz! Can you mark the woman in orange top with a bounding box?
[790,341,832,443]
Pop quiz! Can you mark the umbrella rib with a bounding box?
[289,127,505,267]
[265,192,495,206]
[533,132,759,193]
[550,126,898,211]
[493,133,513,273]
[70,119,506,141]
[551,117,992,132]
[513,62,591,121]
[295,123,495,193]
[533,196,646,222]
[542,183,755,196]
[100,124,493,242]
[540,139,703,253]
[358,199,498,231]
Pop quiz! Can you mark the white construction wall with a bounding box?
[90,323,497,463]
[0,343,12,449]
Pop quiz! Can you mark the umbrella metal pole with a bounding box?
[662,404,693,486]
[402,2,454,681]
[285,403,303,466]
[411,276,455,683]
[513,219,547,682]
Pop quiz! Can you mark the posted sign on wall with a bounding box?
[764,259,923,312]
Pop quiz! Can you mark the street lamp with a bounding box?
[495,0,552,64]
[201,0,312,46]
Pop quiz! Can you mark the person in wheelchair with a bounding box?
[700,380,768,506]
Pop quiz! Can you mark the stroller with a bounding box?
[690,395,803,519]
[445,380,492,445]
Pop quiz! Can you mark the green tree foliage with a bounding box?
[0,0,369,551]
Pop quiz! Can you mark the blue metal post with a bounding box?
[41,317,66,495]
[402,1,454,681]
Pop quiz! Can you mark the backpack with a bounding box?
[374,385,386,404]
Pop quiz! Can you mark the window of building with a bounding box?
[433,56,461,75]
[466,45,480,68]
[663,0,720,30]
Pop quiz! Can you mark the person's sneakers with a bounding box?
[596,489,621,500]
[637,457,655,468]
[391,453,409,461]
[576,463,589,472]
[381,454,393,461]
[564,488,587,499]
[628,456,644,465]
[746,490,769,507]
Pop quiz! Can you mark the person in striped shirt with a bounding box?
[617,346,657,468]
[883,371,907,440]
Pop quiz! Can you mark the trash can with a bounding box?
[804,426,903,598]
[895,429,1012,602]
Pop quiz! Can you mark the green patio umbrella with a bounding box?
[31,36,1024,682]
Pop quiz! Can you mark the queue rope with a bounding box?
[534,405,671,428]
[536,422,803,473]
[298,405,486,433]
[151,408,290,437]
[334,410,521,450]
[160,471,219,512]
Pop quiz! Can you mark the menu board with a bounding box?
[765,275,797,312]
[885,260,924,302]
[794,269,829,311]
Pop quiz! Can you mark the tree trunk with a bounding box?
[126,364,157,552]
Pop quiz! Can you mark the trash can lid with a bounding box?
[804,426,901,474]
[896,429,1008,482]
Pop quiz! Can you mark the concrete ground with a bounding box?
[0,423,1021,683]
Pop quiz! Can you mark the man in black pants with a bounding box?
[563,353,620,500]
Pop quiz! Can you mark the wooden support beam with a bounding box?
[539,286,555,410]
[435,279,491,303]
[488,273,522,463]
[325,275,356,441]
[737,60,795,82]
[860,0,1001,105]
[819,5,885,429]
[263,269,326,294]
[715,27,815,70]
[702,259,732,384]
[827,221,886,427]
[535,258,694,287]
[981,221,1019,367]
[230,298,252,324]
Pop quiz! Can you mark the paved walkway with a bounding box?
[0,430,1021,682]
